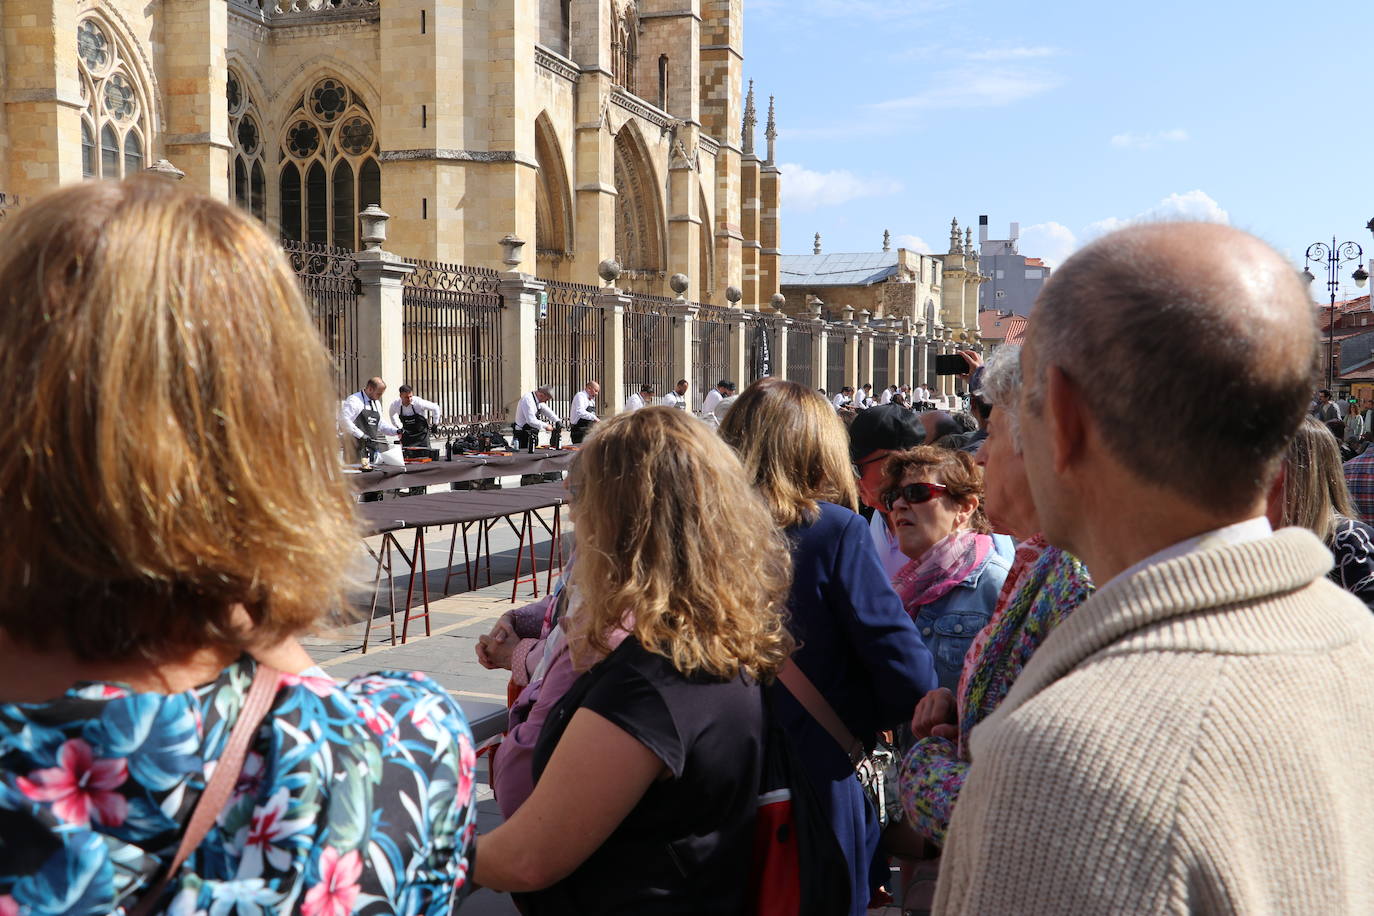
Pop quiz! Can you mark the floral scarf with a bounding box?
[891,529,993,614]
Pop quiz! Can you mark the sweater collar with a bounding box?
[989,527,1344,723]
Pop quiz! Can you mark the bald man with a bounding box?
[935,224,1374,914]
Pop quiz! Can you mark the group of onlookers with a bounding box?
[4,177,1374,916]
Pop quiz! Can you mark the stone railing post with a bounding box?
[497,271,546,423]
[598,287,631,414]
[353,205,415,389]
[857,325,874,390]
[842,323,860,394]
[768,313,790,381]
[886,333,902,390]
[726,285,749,386]
[669,300,698,405]
[813,320,829,392]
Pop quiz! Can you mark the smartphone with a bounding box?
[934,354,967,375]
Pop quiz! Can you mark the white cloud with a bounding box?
[965,46,1060,61]
[1018,222,1078,268]
[1108,128,1190,149]
[1086,190,1230,237]
[893,234,931,253]
[778,163,903,212]
[870,66,1063,112]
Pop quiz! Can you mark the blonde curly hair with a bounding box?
[566,407,793,682]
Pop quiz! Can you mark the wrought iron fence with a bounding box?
[873,338,891,389]
[536,280,605,418]
[826,331,846,394]
[402,259,505,431]
[787,321,815,389]
[693,304,733,401]
[624,294,676,405]
[282,239,360,400]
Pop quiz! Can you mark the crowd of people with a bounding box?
[3,176,1373,916]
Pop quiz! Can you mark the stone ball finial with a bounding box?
[669,273,690,295]
[726,285,743,304]
[770,292,786,312]
[598,258,623,285]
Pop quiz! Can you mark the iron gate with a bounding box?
[693,304,733,400]
[624,294,676,405]
[787,322,815,389]
[536,280,605,418]
[826,332,845,395]
[402,259,505,431]
[282,239,360,400]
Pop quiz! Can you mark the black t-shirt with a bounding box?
[522,636,764,915]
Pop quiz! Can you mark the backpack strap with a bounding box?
[127,662,281,916]
[775,661,865,767]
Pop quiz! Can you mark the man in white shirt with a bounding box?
[387,384,442,495]
[661,379,690,409]
[341,377,401,501]
[879,385,896,405]
[569,381,601,443]
[625,384,654,412]
[514,384,561,449]
[700,380,735,426]
[831,386,854,410]
[857,383,875,408]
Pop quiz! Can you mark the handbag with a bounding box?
[127,663,282,916]
[776,662,904,827]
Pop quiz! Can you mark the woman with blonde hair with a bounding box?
[720,378,935,915]
[474,406,794,913]
[0,177,476,913]
[1267,415,1374,610]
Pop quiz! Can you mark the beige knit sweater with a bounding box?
[934,528,1374,915]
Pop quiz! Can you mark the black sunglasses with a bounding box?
[882,482,951,511]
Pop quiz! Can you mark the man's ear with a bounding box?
[1045,365,1088,475]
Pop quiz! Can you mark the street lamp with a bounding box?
[1303,237,1367,390]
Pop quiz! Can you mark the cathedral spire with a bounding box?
[949,218,961,255]
[765,95,777,165]
[964,227,974,257]
[742,80,757,156]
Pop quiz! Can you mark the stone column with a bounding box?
[727,311,750,387]
[856,315,874,389]
[813,319,829,392]
[843,326,860,394]
[161,0,230,197]
[3,0,83,196]
[669,299,697,404]
[498,272,546,421]
[769,312,790,380]
[353,207,415,391]
[598,287,630,414]
[886,334,901,390]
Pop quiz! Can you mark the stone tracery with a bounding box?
[76,16,150,181]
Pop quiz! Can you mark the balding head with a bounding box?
[1024,222,1318,514]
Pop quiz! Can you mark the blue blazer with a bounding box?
[768,501,937,915]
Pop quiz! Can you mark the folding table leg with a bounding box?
[443,524,461,596]
[402,527,431,642]
[545,505,563,594]
[509,511,528,603]
[363,534,398,653]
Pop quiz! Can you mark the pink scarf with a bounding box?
[891,529,993,614]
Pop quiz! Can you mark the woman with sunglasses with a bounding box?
[882,447,1011,694]
[720,378,936,915]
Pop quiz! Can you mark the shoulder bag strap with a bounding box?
[775,660,865,767]
[128,663,282,916]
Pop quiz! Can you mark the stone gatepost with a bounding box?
[841,308,860,394]
[856,310,874,389]
[726,285,749,385]
[497,270,546,422]
[886,333,901,390]
[353,206,415,390]
[598,287,630,415]
[667,273,696,401]
[767,292,789,381]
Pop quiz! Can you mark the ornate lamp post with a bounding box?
[1303,238,1368,390]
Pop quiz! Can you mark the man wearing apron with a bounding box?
[389,385,442,496]
[341,377,400,503]
[569,381,600,444]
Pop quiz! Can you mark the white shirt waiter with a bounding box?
[515,388,560,431]
[388,395,441,429]
[341,390,400,439]
[702,387,725,418]
[832,391,852,410]
[879,386,895,405]
[570,388,599,424]
[625,392,648,412]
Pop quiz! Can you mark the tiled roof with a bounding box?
[1003,315,1029,345]
[779,251,900,287]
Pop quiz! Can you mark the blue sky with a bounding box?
[743,0,1374,293]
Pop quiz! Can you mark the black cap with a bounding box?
[849,404,924,462]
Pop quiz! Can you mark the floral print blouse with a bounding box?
[0,658,476,916]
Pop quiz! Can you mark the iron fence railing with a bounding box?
[282,239,360,400]
[693,304,733,403]
[826,332,845,394]
[536,279,605,418]
[787,321,815,389]
[873,339,891,389]
[402,259,505,431]
[624,294,676,405]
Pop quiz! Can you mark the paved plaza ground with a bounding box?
[304,482,907,914]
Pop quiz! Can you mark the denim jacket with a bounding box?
[910,542,1012,693]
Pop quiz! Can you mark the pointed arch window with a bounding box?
[76,17,149,180]
[227,69,267,221]
[611,2,639,94]
[277,78,380,249]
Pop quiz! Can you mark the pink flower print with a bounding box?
[409,693,449,743]
[0,894,19,916]
[358,702,396,744]
[456,733,476,805]
[17,738,128,827]
[301,847,363,916]
[280,671,336,698]
[236,787,314,878]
